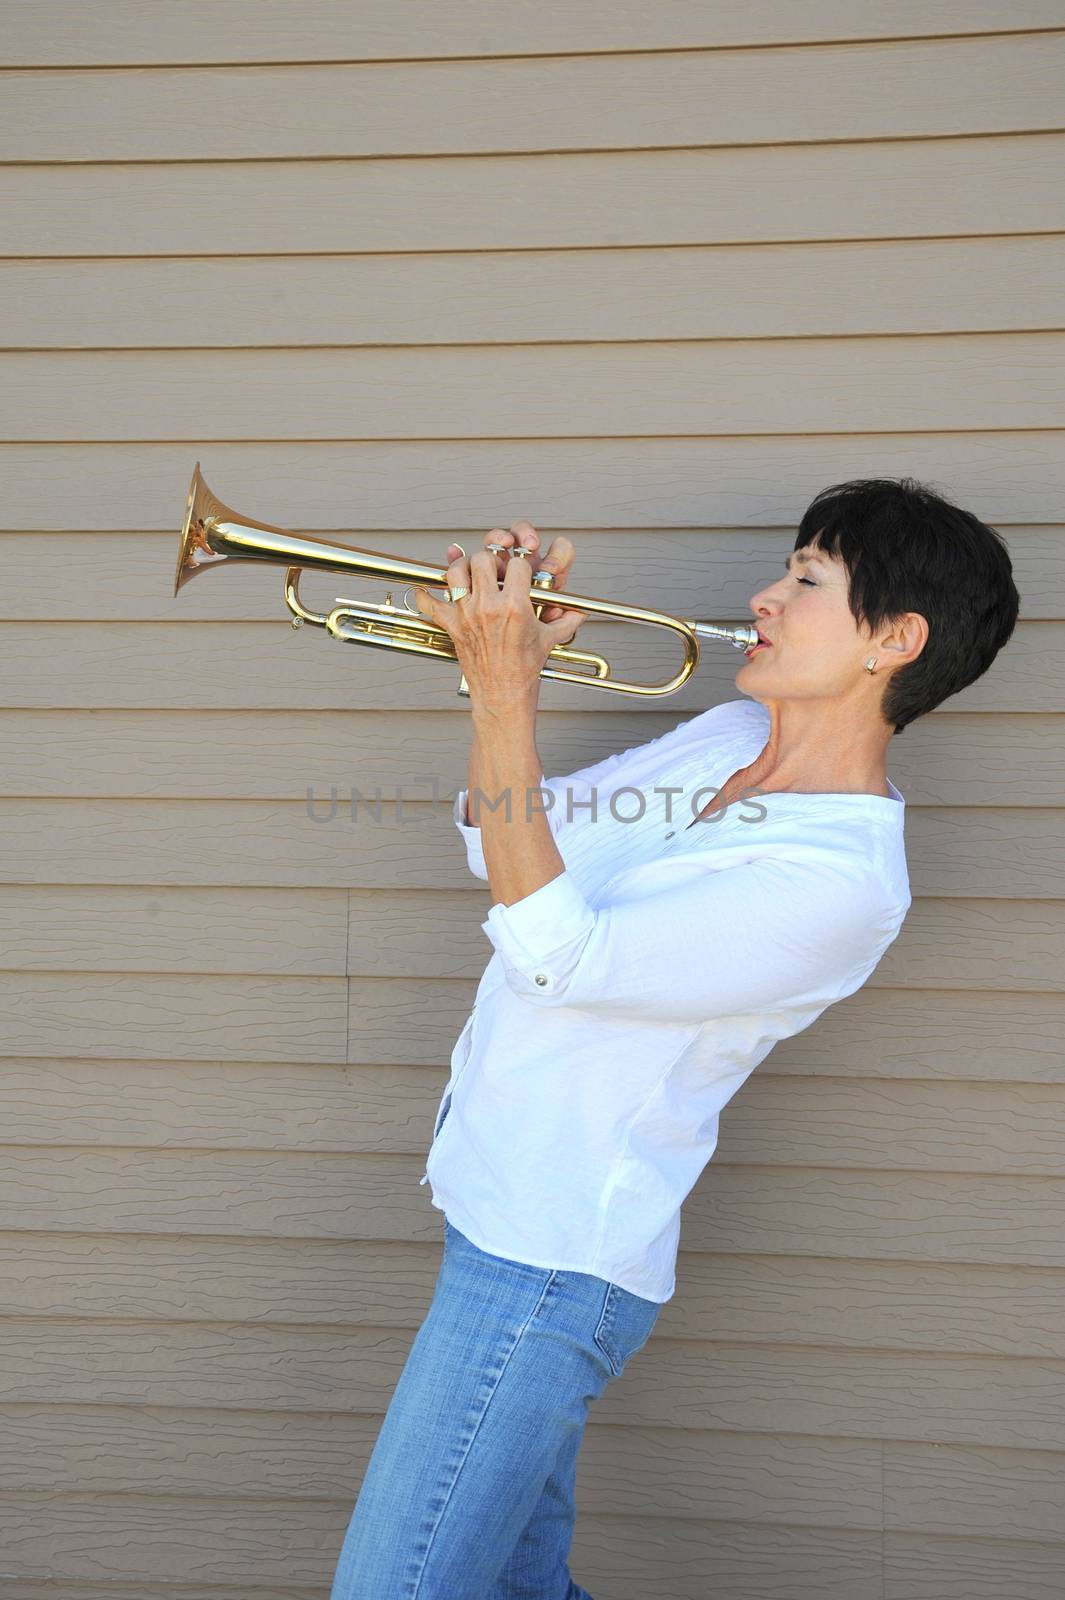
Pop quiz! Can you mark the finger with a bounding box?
[510,520,544,582]
[426,548,470,611]
[533,535,574,621]
[509,520,540,555]
[412,582,456,637]
[546,608,589,647]
[484,527,517,586]
[542,534,574,576]
[470,546,502,598]
[501,542,534,600]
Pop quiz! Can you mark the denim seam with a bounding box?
[593,1285,622,1376]
[409,1266,559,1597]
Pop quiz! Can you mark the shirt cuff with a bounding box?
[481,869,597,996]
[453,785,488,874]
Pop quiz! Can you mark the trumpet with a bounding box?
[175,463,757,698]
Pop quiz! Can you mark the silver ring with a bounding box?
[448,585,471,603]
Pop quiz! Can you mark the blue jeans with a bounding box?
[328,1215,662,1599]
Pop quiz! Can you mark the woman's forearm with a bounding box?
[469,702,565,908]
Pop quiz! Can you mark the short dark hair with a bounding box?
[794,476,1020,735]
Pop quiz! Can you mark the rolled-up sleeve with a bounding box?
[452,784,494,881]
[481,854,899,1026]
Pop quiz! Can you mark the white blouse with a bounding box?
[419,696,912,1302]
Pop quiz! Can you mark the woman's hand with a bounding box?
[412,521,588,711]
[453,522,575,623]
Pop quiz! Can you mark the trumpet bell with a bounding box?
[175,461,221,595]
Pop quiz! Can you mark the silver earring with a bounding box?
[864,656,877,673]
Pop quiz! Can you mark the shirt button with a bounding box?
[664,830,675,839]
[534,973,549,986]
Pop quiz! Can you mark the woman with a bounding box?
[329,477,1019,1600]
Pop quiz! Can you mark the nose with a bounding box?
[748,574,785,617]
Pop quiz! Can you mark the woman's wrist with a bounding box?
[470,688,540,729]
[469,696,542,817]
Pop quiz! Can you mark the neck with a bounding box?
[746,696,894,797]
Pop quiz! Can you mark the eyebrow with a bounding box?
[785,550,825,572]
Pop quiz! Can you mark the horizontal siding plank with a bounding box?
[0,987,1062,1077]
[884,1441,1065,1542]
[4,985,1061,1080]
[0,988,1058,1080]
[0,1496,876,1598]
[5,1514,1055,1600]
[6,236,1065,348]
[0,798,1059,892]
[686,1166,1065,1268]
[875,899,1065,990]
[8,333,1065,439]
[0,796,1055,896]
[0,621,1054,711]
[0,708,1057,802]
[0,1580,315,1593]
[3,1228,1061,1357]
[0,1404,878,1533]
[1,1144,1063,1265]
[3,1422,1062,1548]
[3,435,1062,530]
[723,1075,1065,1174]
[0,1401,388,1499]
[3,133,1062,256]
[0,975,471,1064]
[0,1446,1049,1580]
[3,888,1062,993]
[0,1058,442,1150]
[572,1516,876,1600]
[5,35,1065,162]
[572,1521,1065,1600]
[0,886,348,973]
[0,1317,1062,1447]
[0,1568,316,1600]
[8,0,1064,66]
[4,526,1060,622]
[9,1522,1050,1600]
[0,973,349,1063]
[881,1530,1065,1600]
[775,990,1065,1084]
[4,1058,1065,1175]
[0,1490,342,1591]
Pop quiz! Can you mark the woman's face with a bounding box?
[737,537,878,699]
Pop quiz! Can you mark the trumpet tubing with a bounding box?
[175,463,757,698]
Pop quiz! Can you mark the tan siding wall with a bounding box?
[1,7,1062,1596]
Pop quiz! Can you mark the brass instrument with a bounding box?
[175,463,757,698]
